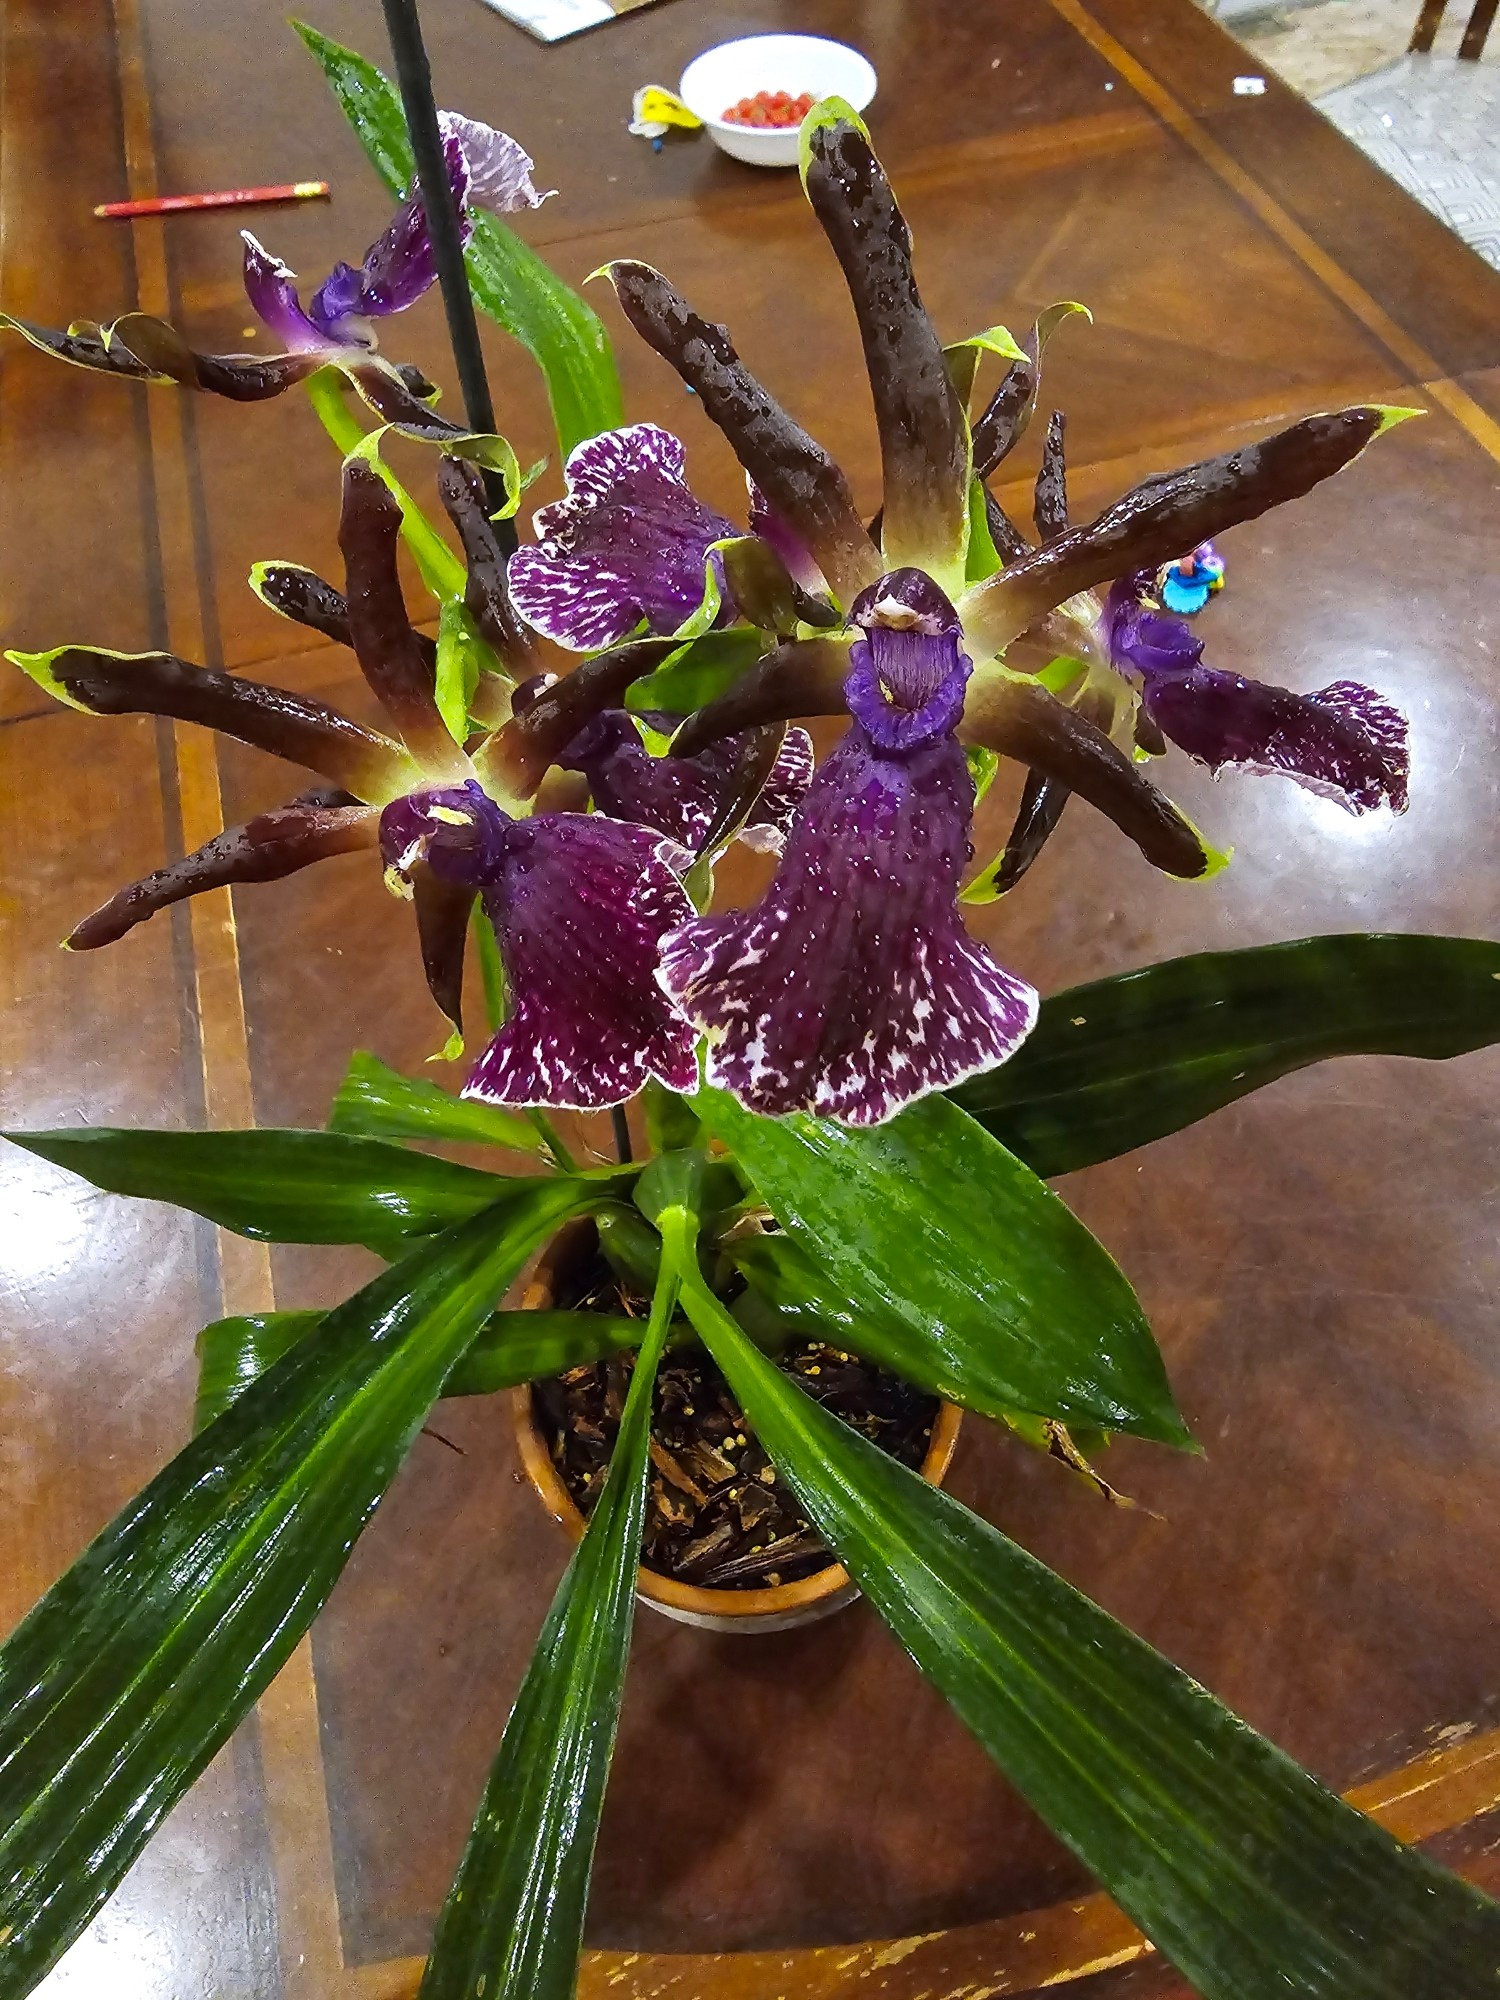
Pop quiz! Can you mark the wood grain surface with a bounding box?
[3,0,1499,1992]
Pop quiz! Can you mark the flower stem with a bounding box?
[304,369,465,599]
[526,1110,577,1173]
[471,902,507,1033]
[375,0,517,552]
[611,1106,634,1164]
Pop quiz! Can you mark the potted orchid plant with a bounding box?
[1,13,1498,1997]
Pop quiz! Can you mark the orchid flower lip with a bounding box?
[657,720,1037,1126]
[460,811,699,1111]
[845,570,972,752]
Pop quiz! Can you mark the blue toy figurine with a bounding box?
[1159,540,1225,616]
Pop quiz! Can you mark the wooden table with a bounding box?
[3,0,1500,1994]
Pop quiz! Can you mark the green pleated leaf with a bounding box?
[294,21,623,456]
[729,1230,1025,1424]
[194,1304,646,1431]
[952,933,1500,1178]
[682,1287,1500,2000]
[693,1087,1188,1446]
[0,1183,590,1994]
[421,1268,676,2000]
[446,1310,645,1396]
[467,216,624,457]
[193,1309,324,1433]
[329,1049,543,1154]
[5,1126,541,1256]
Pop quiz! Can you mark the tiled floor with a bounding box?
[1211,0,1500,270]
[1318,56,1500,267]
[1227,0,1496,98]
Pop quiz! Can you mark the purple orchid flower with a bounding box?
[1102,574,1409,814]
[507,425,823,652]
[242,114,551,355]
[559,709,814,854]
[657,571,1039,1127]
[507,425,736,651]
[591,109,1411,912]
[380,783,698,1109]
[0,115,546,447]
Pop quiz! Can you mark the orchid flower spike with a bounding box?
[0,112,545,449]
[586,106,1414,905]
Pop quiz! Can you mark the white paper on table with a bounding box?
[473,0,623,42]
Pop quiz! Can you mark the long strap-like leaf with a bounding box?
[420,1264,678,1999]
[954,933,1500,1177]
[694,1086,1189,1447]
[193,1305,647,1431]
[0,1180,588,1995]
[329,1049,542,1152]
[6,1125,537,1254]
[671,1252,1500,2000]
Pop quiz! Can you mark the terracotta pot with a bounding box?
[510,1216,963,1635]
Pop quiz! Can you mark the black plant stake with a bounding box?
[377,0,518,553]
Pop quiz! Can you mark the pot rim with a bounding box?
[510,1217,962,1622]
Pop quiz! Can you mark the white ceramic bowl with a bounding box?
[679,34,877,169]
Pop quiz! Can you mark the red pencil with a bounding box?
[94,181,329,220]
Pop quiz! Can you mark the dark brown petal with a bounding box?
[339,460,471,779]
[972,358,1035,482]
[34,646,417,801]
[249,563,355,647]
[105,313,320,400]
[0,313,158,379]
[475,639,677,796]
[1033,411,1069,542]
[411,862,475,1033]
[971,302,1089,479]
[670,638,853,758]
[436,455,540,677]
[962,677,1213,878]
[66,801,378,949]
[995,771,1073,895]
[600,260,880,606]
[802,114,968,581]
[961,407,1395,660]
[986,488,1031,566]
[249,563,446,704]
[692,724,788,857]
[3,311,411,410]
